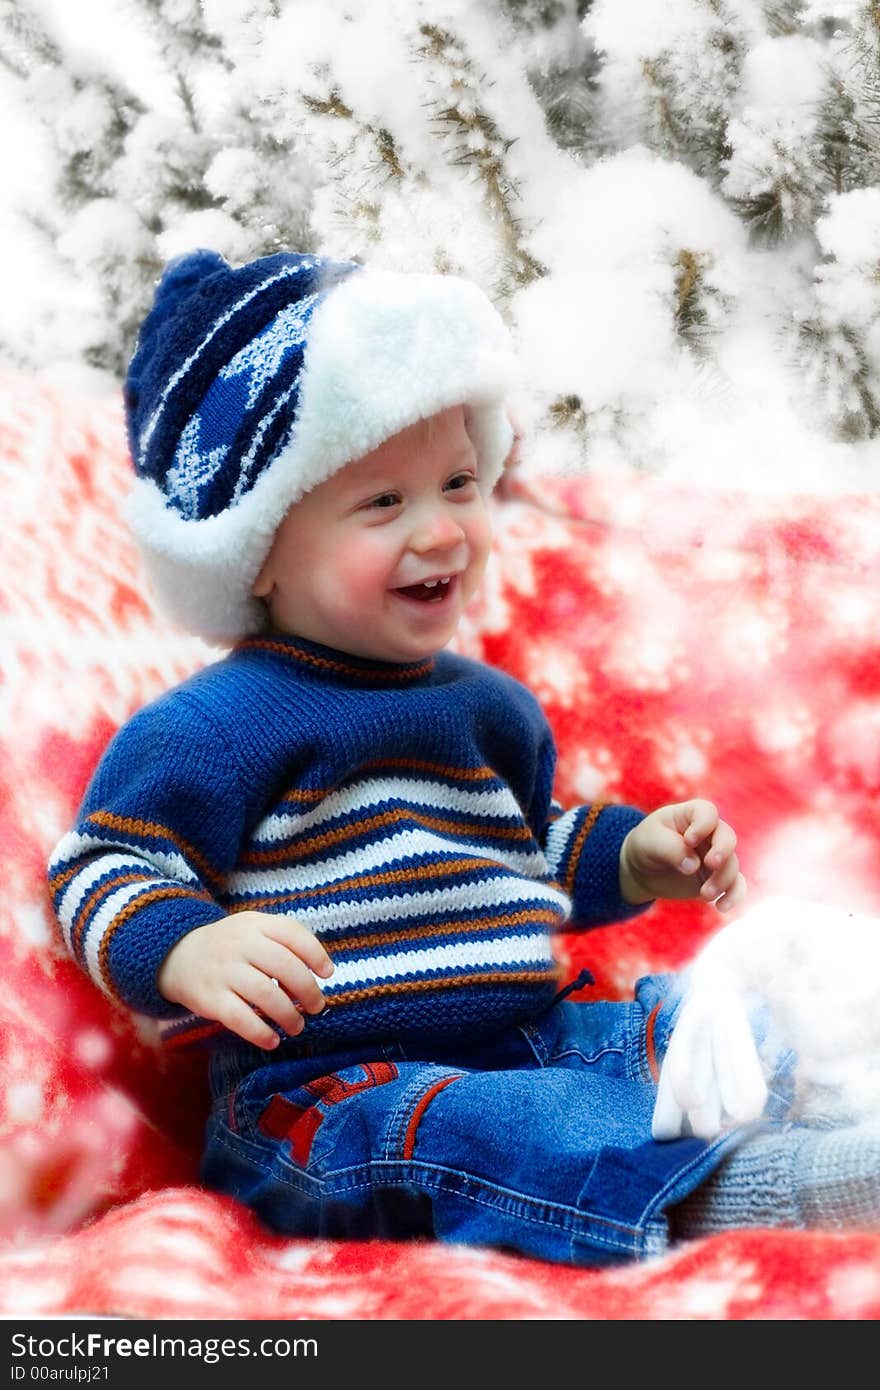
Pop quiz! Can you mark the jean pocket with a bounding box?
[251,1060,402,1172]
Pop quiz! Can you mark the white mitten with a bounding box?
[651,982,769,1141]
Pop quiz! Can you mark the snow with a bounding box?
[802,0,864,20]
[817,188,880,278]
[1,0,877,490]
[739,34,827,111]
[586,0,765,64]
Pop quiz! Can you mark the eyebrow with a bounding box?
[344,447,476,497]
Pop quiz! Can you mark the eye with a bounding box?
[366,491,402,509]
[444,471,477,493]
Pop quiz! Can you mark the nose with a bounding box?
[409,505,466,555]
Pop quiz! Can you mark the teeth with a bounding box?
[423,577,450,588]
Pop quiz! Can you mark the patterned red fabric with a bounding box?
[2,370,879,1318]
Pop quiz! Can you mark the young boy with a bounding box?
[49,250,879,1264]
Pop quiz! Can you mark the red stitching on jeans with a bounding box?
[303,1060,399,1105]
[402,1074,461,1160]
[645,1002,661,1083]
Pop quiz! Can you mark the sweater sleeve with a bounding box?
[506,672,652,930]
[541,798,651,929]
[47,690,247,1018]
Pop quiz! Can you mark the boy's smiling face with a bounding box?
[252,404,493,662]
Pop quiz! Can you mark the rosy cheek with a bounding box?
[329,534,395,604]
[467,510,493,568]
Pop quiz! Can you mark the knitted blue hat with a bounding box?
[124,249,515,642]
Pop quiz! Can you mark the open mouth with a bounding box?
[393,575,458,605]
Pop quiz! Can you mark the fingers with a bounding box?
[699,852,746,911]
[665,802,731,877]
[240,965,312,1038]
[706,817,737,861]
[710,870,748,913]
[683,812,745,912]
[266,918,334,979]
[217,991,285,1051]
[224,916,336,1044]
[245,916,336,1036]
[678,799,721,849]
[250,940,330,1017]
[648,820,706,875]
[224,955,331,1045]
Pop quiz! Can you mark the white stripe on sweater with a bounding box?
[227,825,550,896]
[324,932,557,992]
[229,875,571,935]
[54,852,172,952]
[80,880,190,992]
[250,775,528,843]
[51,830,200,890]
[542,808,583,878]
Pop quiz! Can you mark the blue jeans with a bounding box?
[200,972,792,1266]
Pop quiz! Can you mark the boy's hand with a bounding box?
[619,799,746,913]
[157,911,335,1049]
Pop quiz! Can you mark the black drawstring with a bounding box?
[552,967,595,1005]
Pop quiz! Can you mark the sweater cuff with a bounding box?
[104,895,225,1018]
[547,803,651,929]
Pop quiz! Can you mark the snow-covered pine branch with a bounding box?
[795,185,880,440]
[1,0,879,468]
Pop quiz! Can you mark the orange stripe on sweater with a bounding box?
[71,870,164,957]
[241,639,433,682]
[97,885,216,992]
[563,802,607,896]
[281,787,329,804]
[162,1019,225,1048]
[322,908,561,957]
[359,757,499,783]
[278,760,500,808]
[234,855,500,908]
[243,806,535,864]
[48,862,86,893]
[324,967,560,1009]
[86,811,225,891]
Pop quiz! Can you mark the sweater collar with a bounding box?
[235,632,435,686]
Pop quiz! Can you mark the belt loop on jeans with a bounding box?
[551,967,595,1005]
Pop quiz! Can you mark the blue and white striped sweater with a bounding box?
[48,635,647,1049]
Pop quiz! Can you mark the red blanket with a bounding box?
[2,371,879,1319]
